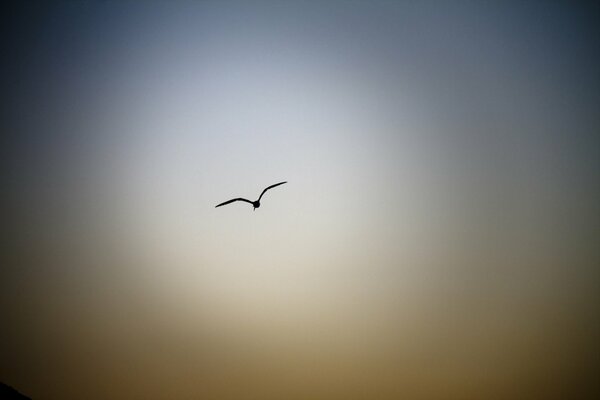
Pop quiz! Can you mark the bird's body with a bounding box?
[215,181,287,210]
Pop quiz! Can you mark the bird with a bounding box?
[215,181,287,210]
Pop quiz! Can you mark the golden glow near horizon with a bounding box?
[1,2,598,399]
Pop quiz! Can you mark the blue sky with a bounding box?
[2,2,599,399]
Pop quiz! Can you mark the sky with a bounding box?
[1,1,599,399]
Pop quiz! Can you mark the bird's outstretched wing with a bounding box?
[215,198,253,208]
[258,181,287,201]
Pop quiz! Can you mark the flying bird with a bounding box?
[215,181,287,210]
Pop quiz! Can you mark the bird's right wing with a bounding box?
[215,198,253,208]
[258,181,287,201]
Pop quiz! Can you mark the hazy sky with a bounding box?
[2,1,599,399]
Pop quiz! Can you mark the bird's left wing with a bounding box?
[215,198,253,208]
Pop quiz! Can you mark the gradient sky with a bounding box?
[1,1,599,399]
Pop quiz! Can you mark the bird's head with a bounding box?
[252,201,260,210]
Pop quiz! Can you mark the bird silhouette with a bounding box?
[215,181,287,210]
